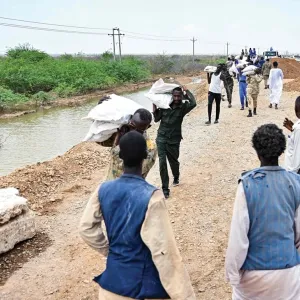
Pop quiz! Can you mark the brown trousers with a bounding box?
[263,75,269,87]
[99,287,166,300]
[247,89,258,110]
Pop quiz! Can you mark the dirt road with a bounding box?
[0,80,298,299]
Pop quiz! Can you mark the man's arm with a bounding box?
[288,129,300,172]
[153,104,163,123]
[182,89,197,115]
[225,182,250,286]
[79,185,109,256]
[141,190,196,300]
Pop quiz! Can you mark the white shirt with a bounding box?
[285,119,300,173]
[209,73,222,94]
[225,183,300,300]
[269,68,283,89]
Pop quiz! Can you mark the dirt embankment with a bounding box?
[271,58,300,79]
[0,143,109,213]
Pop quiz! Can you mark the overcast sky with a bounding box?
[0,0,299,56]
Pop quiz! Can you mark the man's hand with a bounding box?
[283,118,294,132]
[181,85,187,92]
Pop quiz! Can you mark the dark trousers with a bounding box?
[208,92,221,121]
[157,141,180,192]
[225,81,234,103]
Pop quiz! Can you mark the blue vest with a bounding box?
[95,174,170,299]
[241,166,300,270]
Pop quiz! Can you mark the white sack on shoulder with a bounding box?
[229,64,239,74]
[204,66,217,73]
[149,78,179,94]
[144,93,172,109]
[82,94,143,123]
[242,70,255,76]
[243,65,257,73]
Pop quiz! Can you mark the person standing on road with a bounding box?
[257,56,265,68]
[225,123,300,300]
[238,66,248,110]
[246,68,263,117]
[80,131,196,300]
[206,65,225,124]
[284,96,300,174]
[153,86,196,199]
[269,61,284,109]
[220,64,234,108]
[262,59,272,89]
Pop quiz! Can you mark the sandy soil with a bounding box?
[0,75,299,299]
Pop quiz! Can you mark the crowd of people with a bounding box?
[207,48,284,123]
[78,53,300,299]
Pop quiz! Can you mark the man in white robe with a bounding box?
[268,61,283,109]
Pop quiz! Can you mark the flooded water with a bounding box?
[0,90,152,176]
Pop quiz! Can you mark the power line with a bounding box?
[0,16,190,40]
[122,29,187,39]
[0,16,111,31]
[0,22,109,35]
[126,35,189,42]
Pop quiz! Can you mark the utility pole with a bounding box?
[108,28,125,61]
[191,37,197,63]
[108,29,116,61]
[117,28,125,61]
[226,42,229,57]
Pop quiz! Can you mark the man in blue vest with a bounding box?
[79,131,195,300]
[225,124,300,299]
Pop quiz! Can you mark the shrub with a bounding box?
[0,87,29,110]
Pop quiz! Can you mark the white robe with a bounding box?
[269,68,283,105]
[285,119,300,173]
[225,183,300,300]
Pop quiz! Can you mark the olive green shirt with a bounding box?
[153,90,196,144]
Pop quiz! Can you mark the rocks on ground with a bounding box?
[0,188,36,254]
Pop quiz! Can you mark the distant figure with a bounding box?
[245,48,248,56]
[257,56,265,68]
[270,46,274,51]
[246,68,263,117]
[206,64,224,125]
[241,49,245,57]
[220,64,234,108]
[226,57,233,69]
[226,123,300,300]
[238,65,247,110]
[269,61,284,109]
[249,48,253,58]
[284,96,300,174]
[262,59,272,89]
[253,48,257,58]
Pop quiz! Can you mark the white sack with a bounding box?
[149,78,179,94]
[229,64,239,74]
[242,70,255,76]
[243,65,257,73]
[83,121,120,142]
[144,93,172,109]
[236,61,249,69]
[204,66,217,73]
[82,94,143,123]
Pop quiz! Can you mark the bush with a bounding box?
[6,43,50,62]
[0,87,29,110]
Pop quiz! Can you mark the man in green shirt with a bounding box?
[153,86,197,198]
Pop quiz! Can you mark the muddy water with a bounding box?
[0,90,152,176]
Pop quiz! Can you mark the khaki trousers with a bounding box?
[247,89,258,110]
[99,287,166,300]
